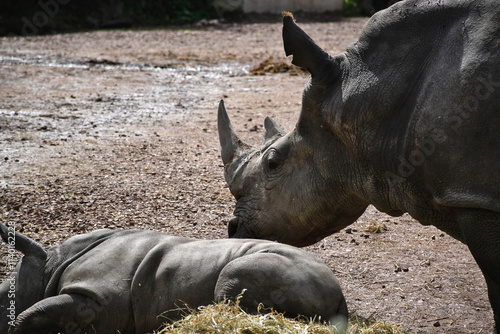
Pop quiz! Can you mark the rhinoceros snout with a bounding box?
[227,216,240,238]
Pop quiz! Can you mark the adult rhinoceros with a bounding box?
[0,223,347,334]
[217,1,500,331]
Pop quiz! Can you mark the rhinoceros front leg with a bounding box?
[214,252,348,332]
[458,209,500,333]
[10,293,105,334]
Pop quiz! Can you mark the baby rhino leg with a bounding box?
[11,294,104,334]
[214,253,348,330]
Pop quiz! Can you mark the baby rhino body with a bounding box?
[0,226,347,333]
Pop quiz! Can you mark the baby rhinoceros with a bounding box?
[0,223,348,334]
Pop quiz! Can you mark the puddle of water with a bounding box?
[0,54,249,77]
[0,54,251,142]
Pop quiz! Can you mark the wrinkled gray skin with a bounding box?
[0,223,347,334]
[218,0,500,331]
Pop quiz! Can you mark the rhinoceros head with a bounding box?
[217,13,369,247]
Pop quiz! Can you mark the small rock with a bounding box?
[420,259,431,266]
[394,264,409,273]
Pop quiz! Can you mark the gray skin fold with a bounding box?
[218,2,500,332]
[0,224,348,334]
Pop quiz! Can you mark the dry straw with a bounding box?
[157,294,412,334]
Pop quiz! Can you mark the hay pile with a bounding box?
[157,299,412,334]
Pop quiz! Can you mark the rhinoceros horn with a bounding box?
[217,100,251,166]
[282,12,340,85]
[262,116,285,149]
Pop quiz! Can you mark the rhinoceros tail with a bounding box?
[0,222,47,258]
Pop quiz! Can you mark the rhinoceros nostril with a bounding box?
[228,217,239,238]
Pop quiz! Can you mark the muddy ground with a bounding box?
[0,17,494,333]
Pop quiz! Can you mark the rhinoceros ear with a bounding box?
[262,116,285,149]
[0,222,46,259]
[218,100,251,165]
[282,12,340,85]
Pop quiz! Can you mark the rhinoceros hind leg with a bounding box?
[458,209,500,333]
[214,253,347,331]
[11,293,103,334]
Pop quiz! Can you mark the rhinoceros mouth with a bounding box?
[227,216,240,238]
[228,213,326,246]
[227,215,258,239]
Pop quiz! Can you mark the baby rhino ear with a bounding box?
[282,12,341,85]
[262,116,285,149]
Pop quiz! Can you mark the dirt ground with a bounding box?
[0,17,494,333]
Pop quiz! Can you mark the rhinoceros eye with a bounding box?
[264,149,283,174]
[264,148,287,189]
